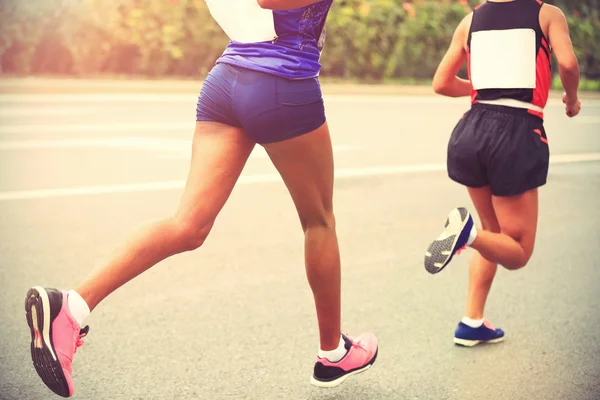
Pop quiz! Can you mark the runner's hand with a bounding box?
[562,93,581,118]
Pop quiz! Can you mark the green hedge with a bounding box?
[0,0,598,84]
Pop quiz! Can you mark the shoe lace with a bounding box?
[456,245,467,255]
[75,326,89,352]
[346,334,366,351]
[483,320,495,330]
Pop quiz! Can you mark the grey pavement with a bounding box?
[0,91,599,400]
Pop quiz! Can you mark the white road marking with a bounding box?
[2,117,596,137]
[0,94,199,103]
[0,123,193,135]
[0,138,357,160]
[0,107,96,117]
[1,93,599,106]
[2,96,593,137]
[550,153,600,163]
[0,137,191,150]
[1,152,598,201]
[575,116,600,124]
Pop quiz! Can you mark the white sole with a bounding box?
[310,364,373,388]
[453,337,505,347]
[31,285,57,361]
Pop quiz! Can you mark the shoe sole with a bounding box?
[25,286,71,398]
[310,349,378,388]
[424,207,471,275]
[453,337,505,347]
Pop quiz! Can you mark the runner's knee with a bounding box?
[172,216,213,252]
[300,209,335,233]
[503,257,529,271]
[502,232,534,270]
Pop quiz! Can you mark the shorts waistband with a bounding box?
[477,99,544,113]
[472,102,544,121]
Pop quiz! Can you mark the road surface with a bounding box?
[1,91,599,400]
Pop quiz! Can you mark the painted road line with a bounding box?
[1,93,599,106]
[1,153,599,201]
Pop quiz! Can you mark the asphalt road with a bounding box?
[1,90,599,400]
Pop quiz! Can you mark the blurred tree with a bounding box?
[322,0,408,80]
[0,0,597,84]
[0,0,67,73]
[545,0,599,16]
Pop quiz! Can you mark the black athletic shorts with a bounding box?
[447,103,550,197]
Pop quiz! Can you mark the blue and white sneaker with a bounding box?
[424,207,474,274]
[454,320,505,347]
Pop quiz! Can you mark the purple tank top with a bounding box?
[216,1,334,80]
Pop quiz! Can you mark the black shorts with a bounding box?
[447,103,550,197]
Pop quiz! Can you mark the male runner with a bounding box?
[424,0,581,346]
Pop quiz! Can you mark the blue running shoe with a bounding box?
[454,320,505,347]
[424,207,473,274]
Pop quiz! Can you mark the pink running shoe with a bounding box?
[25,287,89,398]
[310,333,378,388]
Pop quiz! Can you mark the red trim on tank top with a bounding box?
[466,45,478,104]
[541,37,550,55]
[532,48,551,110]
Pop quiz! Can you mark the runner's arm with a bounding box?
[544,5,580,100]
[257,0,323,10]
[432,15,472,98]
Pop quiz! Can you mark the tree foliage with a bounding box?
[0,0,597,80]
